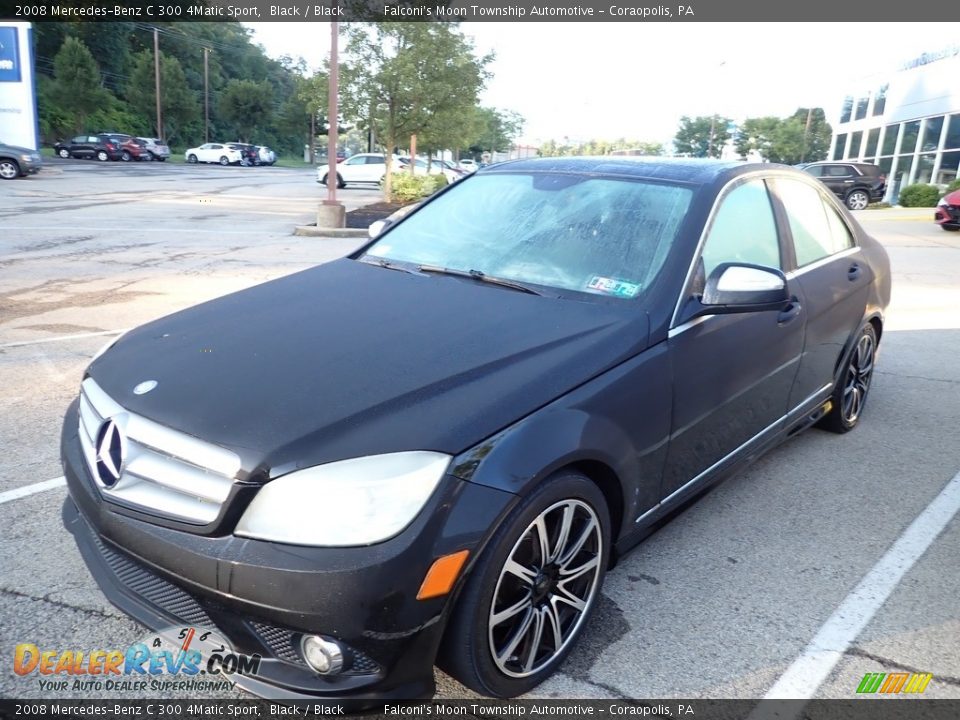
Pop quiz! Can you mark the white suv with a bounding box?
[318,153,389,188]
[185,143,242,165]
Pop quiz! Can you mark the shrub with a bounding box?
[898,184,941,207]
[945,179,960,193]
[385,171,448,203]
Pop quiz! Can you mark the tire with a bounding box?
[336,173,346,189]
[219,156,230,166]
[121,151,131,162]
[187,154,198,164]
[941,225,959,232]
[0,159,20,180]
[96,151,109,162]
[58,148,71,159]
[845,189,870,211]
[818,323,878,434]
[438,471,610,697]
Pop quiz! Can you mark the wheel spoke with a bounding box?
[505,558,538,587]
[491,594,533,627]
[544,600,564,651]
[496,607,534,666]
[559,553,599,583]
[552,583,588,613]
[550,504,575,564]
[559,517,597,568]
[522,608,546,673]
[533,516,551,566]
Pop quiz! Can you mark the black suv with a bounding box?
[53,134,122,162]
[798,161,886,210]
[228,142,259,166]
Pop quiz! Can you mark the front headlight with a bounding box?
[235,451,451,546]
[938,197,949,207]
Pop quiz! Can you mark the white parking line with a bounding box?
[763,468,960,701]
[0,329,127,349]
[0,476,67,506]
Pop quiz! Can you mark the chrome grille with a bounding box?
[78,377,241,524]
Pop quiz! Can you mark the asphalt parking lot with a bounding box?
[1,161,958,702]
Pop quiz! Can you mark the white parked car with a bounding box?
[399,157,461,184]
[458,158,478,172]
[256,146,276,166]
[185,143,242,166]
[317,153,390,188]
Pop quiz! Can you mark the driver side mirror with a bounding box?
[684,263,789,321]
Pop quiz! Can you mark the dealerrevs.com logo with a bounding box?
[13,627,261,693]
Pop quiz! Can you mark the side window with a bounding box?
[777,178,852,266]
[804,165,823,178]
[71,136,85,144]
[826,165,852,178]
[366,156,385,165]
[700,179,781,279]
[345,156,365,165]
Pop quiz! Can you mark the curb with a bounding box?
[293,225,369,238]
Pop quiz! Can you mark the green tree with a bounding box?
[674,115,732,158]
[734,108,832,165]
[50,37,110,133]
[467,107,524,157]
[126,50,199,144]
[218,79,274,142]
[340,22,492,197]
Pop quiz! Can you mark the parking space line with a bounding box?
[762,468,960,701]
[0,329,127,349]
[0,476,67,506]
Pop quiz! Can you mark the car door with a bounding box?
[661,177,805,501]
[363,155,386,182]
[339,155,368,182]
[771,176,873,410]
[820,164,856,200]
[74,136,94,158]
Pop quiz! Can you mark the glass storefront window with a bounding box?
[901,121,921,155]
[936,151,960,185]
[849,131,863,158]
[855,97,869,121]
[866,128,881,157]
[833,134,847,161]
[914,154,935,184]
[872,85,888,116]
[921,116,944,152]
[881,124,899,155]
[944,114,960,149]
[878,157,893,176]
[896,154,916,185]
[840,97,853,124]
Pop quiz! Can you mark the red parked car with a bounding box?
[935,189,960,231]
[102,134,151,162]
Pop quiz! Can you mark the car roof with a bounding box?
[478,156,773,185]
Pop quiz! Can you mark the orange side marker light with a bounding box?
[417,550,470,600]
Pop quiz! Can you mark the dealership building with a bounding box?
[829,47,960,202]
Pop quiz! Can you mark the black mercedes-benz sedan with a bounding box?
[61,158,891,701]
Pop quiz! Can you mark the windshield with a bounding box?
[363,172,692,300]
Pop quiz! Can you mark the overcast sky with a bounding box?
[245,22,948,146]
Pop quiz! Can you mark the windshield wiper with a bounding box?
[416,264,545,296]
[358,256,420,275]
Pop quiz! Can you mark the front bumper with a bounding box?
[60,400,515,700]
[20,157,42,175]
[935,203,960,228]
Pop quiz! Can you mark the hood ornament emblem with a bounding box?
[133,380,158,395]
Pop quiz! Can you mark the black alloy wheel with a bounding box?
[439,471,609,697]
[819,323,878,433]
[96,150,109,162]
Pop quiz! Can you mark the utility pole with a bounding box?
[153,28,163,142]
[203,47,210,143]
[316,20,345,228]
[800,107,813,163]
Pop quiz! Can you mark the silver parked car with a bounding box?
[138,137,170,162]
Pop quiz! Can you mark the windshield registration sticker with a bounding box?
[586,276,641,298]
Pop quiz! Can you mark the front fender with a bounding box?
[450,342,672,544]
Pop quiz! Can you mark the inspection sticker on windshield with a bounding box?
[586,276,641,298]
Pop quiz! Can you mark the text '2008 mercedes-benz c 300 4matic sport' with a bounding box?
[61,158,890,701]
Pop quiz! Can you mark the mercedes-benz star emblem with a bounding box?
[94,419,125,487]
[133,380,158,395]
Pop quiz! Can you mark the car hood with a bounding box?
[89,259,649,478]
[944,190,960,205]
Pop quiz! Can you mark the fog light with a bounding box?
[300,635,344,675]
